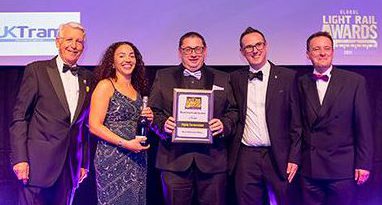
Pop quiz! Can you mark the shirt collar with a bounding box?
[313,66,333,78]
[249,61,271,78]
[56,55,78,71]
[180,63,205,73]
[56,56,64,72]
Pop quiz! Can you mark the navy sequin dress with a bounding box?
[94,88,147,205]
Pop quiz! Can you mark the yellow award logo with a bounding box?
[185,97,202,109]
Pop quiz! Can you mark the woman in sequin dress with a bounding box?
[89,41,152,205]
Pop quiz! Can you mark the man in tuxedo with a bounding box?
[9,22,92,205]
[229,27,301,205]
[299,31,373,205]
[149,32,238,205]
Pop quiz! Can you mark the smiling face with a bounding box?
[55,25,85,66]
[306,36,334,73]
[113,44,137,78]
[240,32,268,70]
[179,36,207,72]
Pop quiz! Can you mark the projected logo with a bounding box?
[0,26,58,42]
[0,12,80,56]
[322,9,378,55]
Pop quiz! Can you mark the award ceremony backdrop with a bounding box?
[0,0,381,204]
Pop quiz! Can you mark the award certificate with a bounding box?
[172,88,214,143]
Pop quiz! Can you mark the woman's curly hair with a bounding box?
[93,41,148,95]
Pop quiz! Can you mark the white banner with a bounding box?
[0,12,80,56]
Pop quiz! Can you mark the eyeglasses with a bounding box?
[309,46,333,54]
[241,42,265,53]
[180,46,204,55]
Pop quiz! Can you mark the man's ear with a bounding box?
[55,38,60,48]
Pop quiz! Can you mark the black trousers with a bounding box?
[302,176,356,205]
[161,163,227,205]
[234,145,289,205]
[17,161,74,205]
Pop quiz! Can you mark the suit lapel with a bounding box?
[72,68,88,123]
[203,67,214,90]
[301,75,321,117]
[317,68,342,119]
[237,67,249,122]
[173,66,184,88]
[46,58,70,116]
[265,64,280,111]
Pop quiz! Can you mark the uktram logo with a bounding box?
[0,26,58,42]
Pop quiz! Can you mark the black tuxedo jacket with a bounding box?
[9,57,92,188]
[298,67,373,179]
[149,65,238,173]
[228,62,301,179]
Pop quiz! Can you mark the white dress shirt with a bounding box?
[56,56,79,122]
[242,61,271,147]
[313,66,332,105]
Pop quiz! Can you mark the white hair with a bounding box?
[57,22,85,38]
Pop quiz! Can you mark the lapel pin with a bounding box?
[83,79,90,92]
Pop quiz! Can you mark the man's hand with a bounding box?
[209,118,224,137]
[286,163,298,183]
[79,168,88,184]
[164,117,176,134]
[13,162,29,185]
[355,169,370,185]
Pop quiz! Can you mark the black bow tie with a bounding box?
[248,71,263,81]
[63,64,78,76]
[311,73,329,82]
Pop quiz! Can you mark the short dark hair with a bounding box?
[178,32,207,48]
[239,27,266,48]
[306,31,333,51]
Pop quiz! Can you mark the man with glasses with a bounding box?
[149,31,238,205]
[298,31,372,205]
[10,22,91,205]
[229,27,301,205]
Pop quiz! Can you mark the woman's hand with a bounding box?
[141,107,154,122]
[123,138,150,153]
